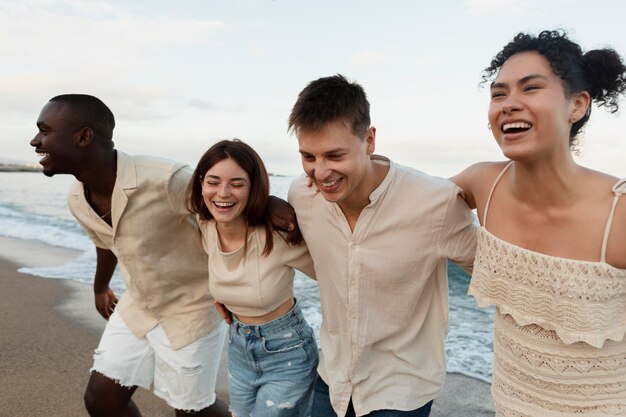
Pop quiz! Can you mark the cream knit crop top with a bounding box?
[199,220,315,317]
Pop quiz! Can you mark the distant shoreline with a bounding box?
[1,164,294,176]
[0,164,41,172]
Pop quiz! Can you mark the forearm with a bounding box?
[94,247,118,293]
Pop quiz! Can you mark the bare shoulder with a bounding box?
[585,169,626,269]
[450,161,510,210]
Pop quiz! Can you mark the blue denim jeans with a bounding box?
[312,374,433,417]
[228,302,319,417]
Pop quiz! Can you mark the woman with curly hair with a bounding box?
[452,30,626,416]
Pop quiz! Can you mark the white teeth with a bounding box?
[214,201,234,208]
[321,179,340,187]
[502,122,531,132]
[36,152,49,158]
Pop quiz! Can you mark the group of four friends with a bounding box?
[30,30,626,417]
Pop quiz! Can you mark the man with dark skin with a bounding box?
[30,94,296,417]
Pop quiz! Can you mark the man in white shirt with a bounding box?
[287,75,477,417]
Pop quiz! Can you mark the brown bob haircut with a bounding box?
[187,139,275,255]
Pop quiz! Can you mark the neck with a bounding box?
[77,149,117,197]
[215,217,249,251]
[507,152,584,207]
[338,158,389,227]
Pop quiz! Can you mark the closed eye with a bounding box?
[523,85,542,92]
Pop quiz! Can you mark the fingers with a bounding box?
[95,290,117,320]
[214,302,233,325]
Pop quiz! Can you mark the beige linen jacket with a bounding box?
[289,157,477,416]
[68,151,221,350]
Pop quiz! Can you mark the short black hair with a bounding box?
[50,94,115,148]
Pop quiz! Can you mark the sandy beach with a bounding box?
[0,235,494,417]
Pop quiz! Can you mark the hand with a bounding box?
[95,287,118,320]
[267,195,303,245]
[214,301,233,325]
[306,175,320,192]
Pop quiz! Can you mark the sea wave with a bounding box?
[0,172,495,382]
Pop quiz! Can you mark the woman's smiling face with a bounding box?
[488,51,586,161]
[202,158,250,226]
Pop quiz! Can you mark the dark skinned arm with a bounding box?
[267,195,303,245]
[93,247,119,320]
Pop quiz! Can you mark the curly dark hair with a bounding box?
[482,30,626,142]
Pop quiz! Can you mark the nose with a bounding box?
[30,134,41,147]
[310,159,332,181]
[217,183,231,197]
[501,96,523,114]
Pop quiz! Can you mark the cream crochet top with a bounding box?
[469,163,626,416]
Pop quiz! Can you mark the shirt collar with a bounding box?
[367,154,395,205]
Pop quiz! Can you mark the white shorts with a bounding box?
[91,311,227,412]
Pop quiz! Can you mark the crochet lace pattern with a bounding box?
[470,229,626,416]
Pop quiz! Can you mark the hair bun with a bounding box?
[582,48,626,113]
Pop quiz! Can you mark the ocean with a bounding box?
[0,171,494,382]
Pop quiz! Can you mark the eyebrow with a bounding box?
[299,147,347,156]
[205,174,248,182]
[490,73,548,89]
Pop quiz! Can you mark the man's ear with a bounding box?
[76,127,94,147]
[365,126,376,155]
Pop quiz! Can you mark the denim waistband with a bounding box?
[231,300,305,338]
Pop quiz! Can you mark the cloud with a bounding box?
[349,49,385,67]
[0,0,227,122]
[413,55,445,68]
[188,98,218,110]
[0,0,224,68]
[465,0,542,16]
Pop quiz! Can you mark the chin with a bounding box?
[320,191,341,203]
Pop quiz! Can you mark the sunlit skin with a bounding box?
[488,51,587,164]
[297,119,388,229]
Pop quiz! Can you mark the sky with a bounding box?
[2,0,625,177]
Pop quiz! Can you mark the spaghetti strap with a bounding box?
[600,178,626,263]
[483,161,514,227]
